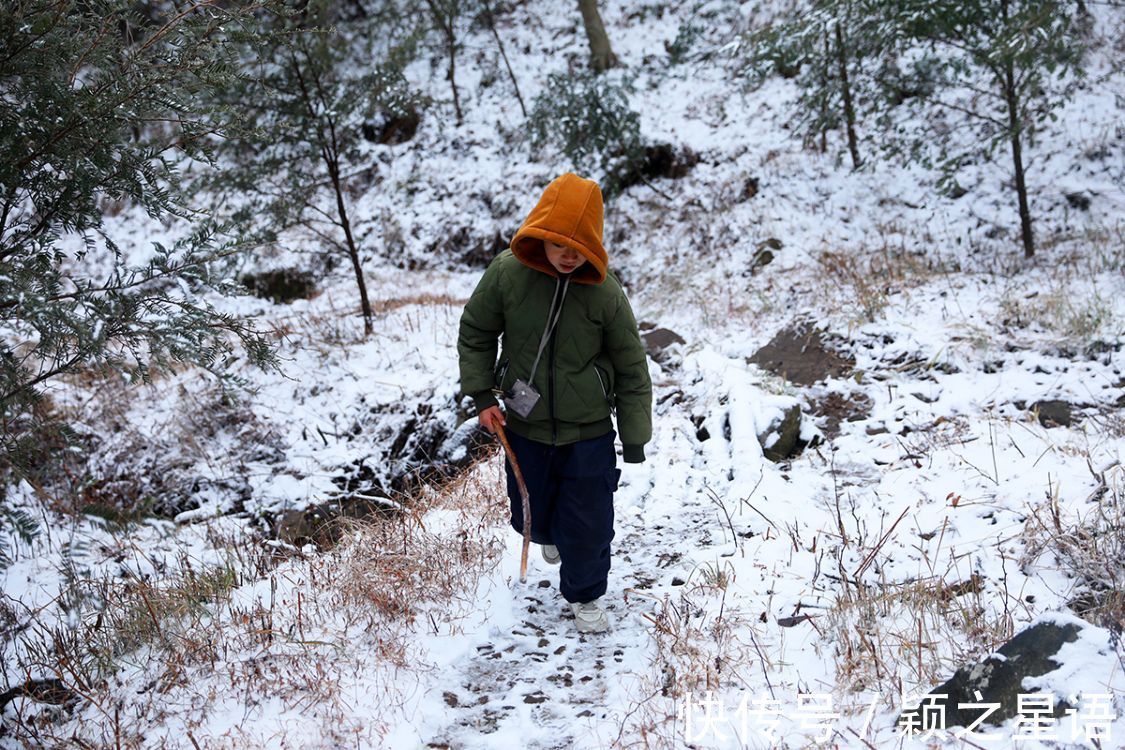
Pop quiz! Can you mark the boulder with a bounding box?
[362,108,420,145]
[759,403,802,462]
[641,327,685,365]
[900,619,1084,728]
[748,322,854,386]
[271,494,401,549]
[809,391,873,437]
[615,143,700,192]
[1032,400,1073,428]
[1064,192,1091,211]
[241,268,317,304]
[747,240,780,276]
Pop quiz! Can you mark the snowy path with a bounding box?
[424,466,705,749]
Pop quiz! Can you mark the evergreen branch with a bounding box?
[0,0,67,69]
[43,246,246,302]
[1,351,85,408]
[67,12,116,87]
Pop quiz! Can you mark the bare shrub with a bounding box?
[1022,461,1125,632]
[813,231,945,326]
[619,567,756,746]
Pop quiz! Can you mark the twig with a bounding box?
[852,507,909,582]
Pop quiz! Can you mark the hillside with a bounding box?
[2,1,1124,748]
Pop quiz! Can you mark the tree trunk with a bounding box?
[323,128,373,335]
[834,21,861,170]
[1002,60,1034,258]
[445,32,463,125]
[483,0,526,118]
[578,0,618,73]
[425,1,463,125]
[819,31,830,153]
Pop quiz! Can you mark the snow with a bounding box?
[3,0,1125,747]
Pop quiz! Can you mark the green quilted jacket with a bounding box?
[458,249,653,462]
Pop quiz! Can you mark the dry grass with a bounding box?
[812,230,948,328]
[1022,461,1125,633]
[2,457,507,748]
[269,289,466,350]
[617,566,757,749]
[998,282,1119,348]
[819,453,1017,705]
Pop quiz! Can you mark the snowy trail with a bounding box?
[420,350,815,748]
[424,464,696,749]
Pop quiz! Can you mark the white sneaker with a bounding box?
[541,544,561,565]
[570,599,610,634]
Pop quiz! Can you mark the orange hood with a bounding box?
[510,173,608,285]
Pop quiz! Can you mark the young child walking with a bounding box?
[458,173,652,634]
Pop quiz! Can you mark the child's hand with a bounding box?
[478,405,506,434]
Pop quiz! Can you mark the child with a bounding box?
[458,173,652,634]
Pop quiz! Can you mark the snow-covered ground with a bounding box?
[3,1,1124,748]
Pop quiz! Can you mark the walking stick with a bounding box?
[493,423,531,583]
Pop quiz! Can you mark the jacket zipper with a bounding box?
[595,365,616,415]
[547,277,568,446]
[548,329,557,445]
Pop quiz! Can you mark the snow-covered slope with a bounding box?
[3,1,1124,748]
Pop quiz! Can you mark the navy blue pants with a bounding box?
[504,429,621,604]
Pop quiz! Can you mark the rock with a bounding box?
[742,176,759,200]
[241,268,317,303]
[641,327,685,365]
[1064,191,1091,211]
[748,247,774,276]
[759,403,802,462]
[362,107,420,145]
[0,678,77,711]
[271,494,400,548]
[637,143,699,181]
[748,322,855,386]
[901,620,1087,728]
[616,143,700,191]
[1032,400,1073,427]
[809,391,873,437]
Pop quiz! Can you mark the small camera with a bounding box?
[503,378,541,418]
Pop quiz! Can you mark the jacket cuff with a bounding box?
[473,392,499,413]
[622,443,646,464]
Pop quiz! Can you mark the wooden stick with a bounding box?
[494,423,531,583]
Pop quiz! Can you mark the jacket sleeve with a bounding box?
[604,288,652,462]
[458,259,505,413]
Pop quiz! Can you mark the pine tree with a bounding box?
[204,0,423,337]
[740,0,896,170]
[889,0,1087,257]
[527,70,643,197]
[0,0,283,566]
[0,1,278,472]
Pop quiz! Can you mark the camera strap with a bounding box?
[525,276,570,386]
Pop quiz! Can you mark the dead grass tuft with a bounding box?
[813,231,947,327]
[618,568,756,748]
[1022,461,1125,632]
